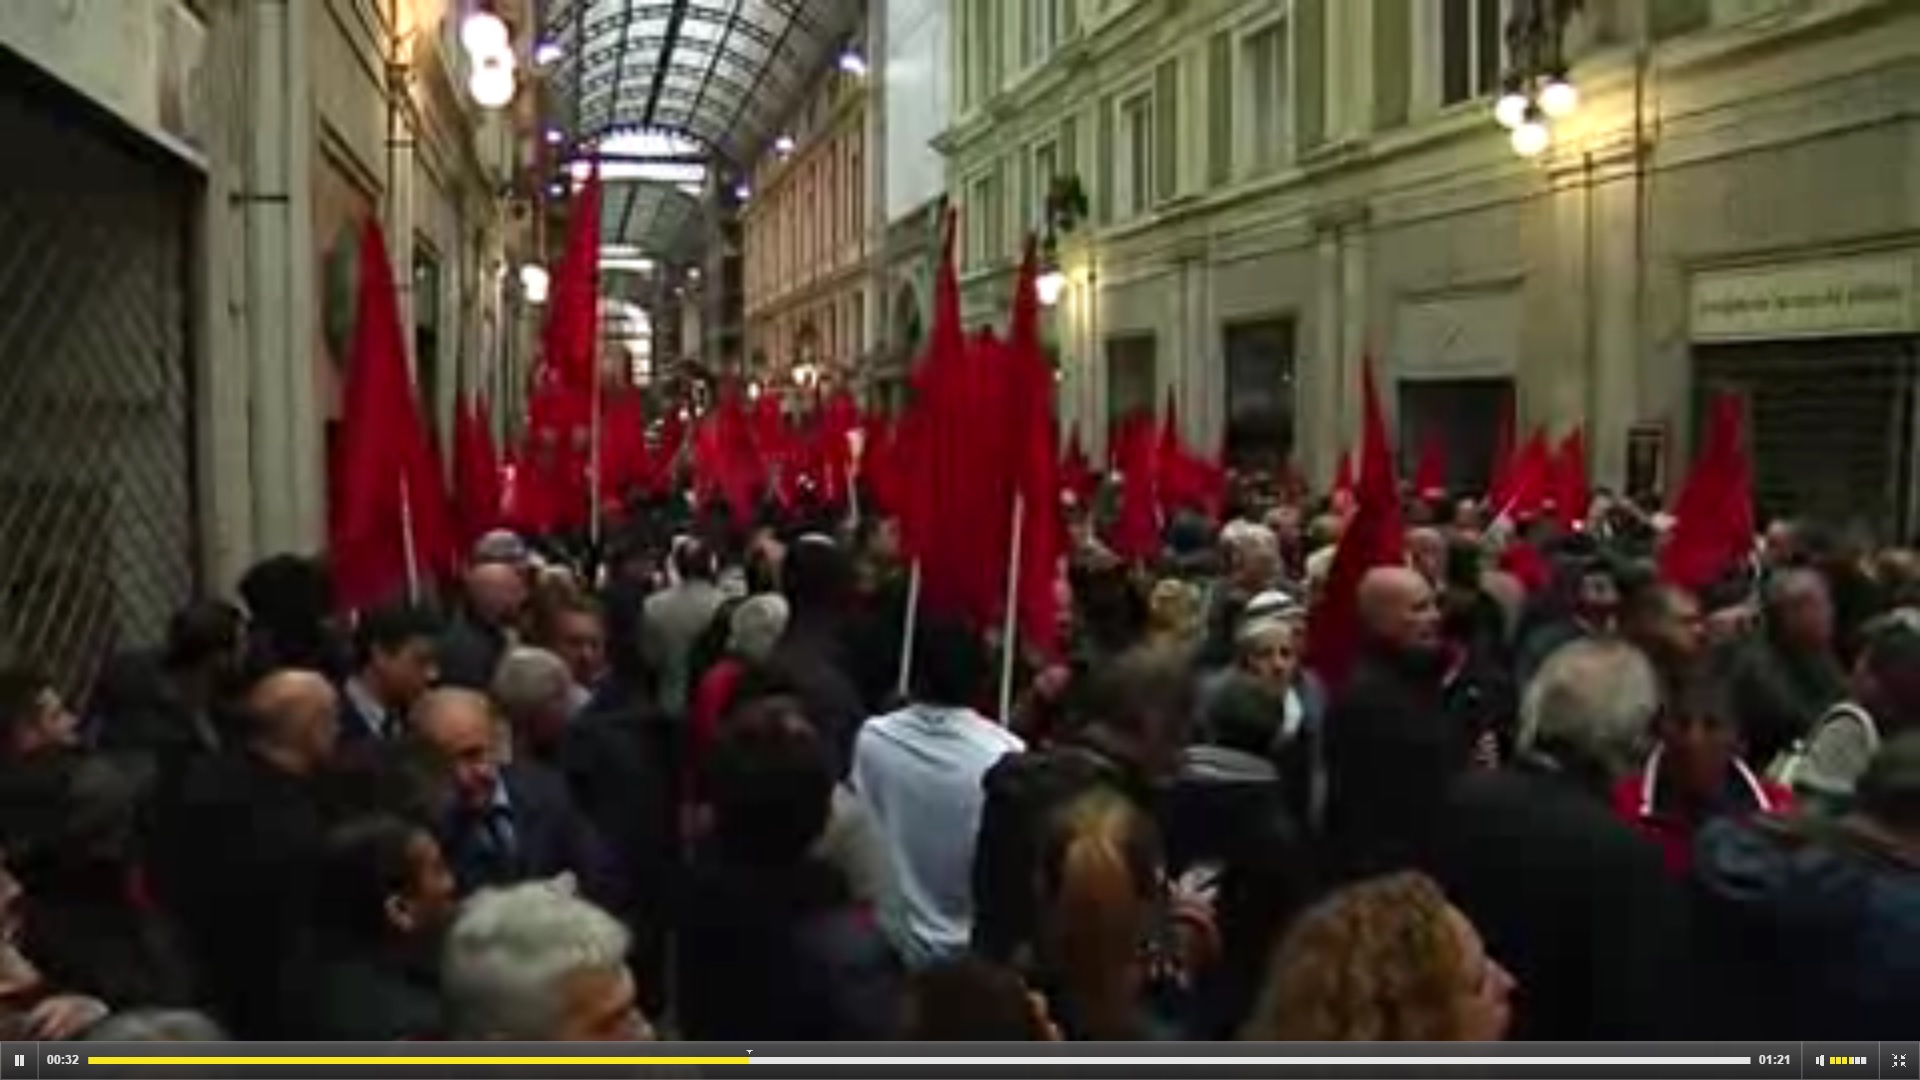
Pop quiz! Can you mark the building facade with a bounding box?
[940,0,1920,535]
[741,40,874,390]
[869,0,954,408]
[0,0,526,686]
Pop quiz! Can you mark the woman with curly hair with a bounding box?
[1241,871,1514,1041]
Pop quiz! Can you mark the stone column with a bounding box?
[243,0,321,557]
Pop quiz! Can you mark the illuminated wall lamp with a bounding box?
[1036,268,1067,308]
[519,264,550,304]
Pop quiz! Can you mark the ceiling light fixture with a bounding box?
[461,11,510,59]
[1538,73,1579,119]
[468,51,517,109]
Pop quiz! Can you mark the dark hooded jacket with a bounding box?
[1692,814,1920,1039]
[675,856,900,1041]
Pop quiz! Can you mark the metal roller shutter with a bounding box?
[0,68,197,697]
[1694,337,1918,541]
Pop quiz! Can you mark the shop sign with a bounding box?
[1692,254,1918,342]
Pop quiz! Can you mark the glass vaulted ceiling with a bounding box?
[544,0,861,165]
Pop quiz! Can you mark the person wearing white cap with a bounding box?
[1199,588,1326,831]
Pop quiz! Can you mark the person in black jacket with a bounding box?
[1166,674,1318,1037]
[409,690,621,911]
[1692,733,1920,1039]
[676,719,901,1040]
[1416,637,1693,1040]
[1324,566,1472,879]
[149,670,340,1038]
[971,648,1194,968]
[305,814,457,1039]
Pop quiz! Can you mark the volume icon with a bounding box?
[1817,1058,1826,1067]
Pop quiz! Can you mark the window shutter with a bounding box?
[1207,31,1233,187]
[1154,58,1179,203]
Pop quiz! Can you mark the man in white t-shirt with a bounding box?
[851,620,1023,968]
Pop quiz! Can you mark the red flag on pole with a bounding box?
[452,392,504,548]
[330,219,459,611]
[540,166,603,393]
[1006,236,1063,659]
[1551,426,1591,530]
[1497,428,1554,522]
[1108,412,1161,563]
[597,386,649,516]
[898,209,1002,628]
[1661,393,1754,590]
[1305,358,1405,688]
[1332,449,1355,498]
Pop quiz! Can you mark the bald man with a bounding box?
[245,669,341,774]
[1405,527,1449,590]
[409,689,617,906]
[1324,565,1470,878]
[440,557,530,691]
[152,668,340,1037]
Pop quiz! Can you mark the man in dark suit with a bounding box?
[149,670,340,1038]
[1324,566,1473,879]
[408,689,620,910]
[339,604,442,744]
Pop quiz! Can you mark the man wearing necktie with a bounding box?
[340,604,442,744]
[411,688,621,905]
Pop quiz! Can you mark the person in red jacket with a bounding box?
[1611,671,1791,876]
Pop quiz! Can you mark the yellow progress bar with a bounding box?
[89,1059,751,1067]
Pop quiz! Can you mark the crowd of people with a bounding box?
[0,479,1916,1044]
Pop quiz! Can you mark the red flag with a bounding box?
[1332,449,1355,497]
[1156,390,1227,518]
[1108,412,1161,563]
[1305,358,1405,688]
[451,392,504,547]
[597,386,650,516]
[1412,429,1448,498]
[898,210,1004,627]
[329,219,459,611]
[1496,428,1554,522]
[1661,393,1754,590]
[1006,237,1063,658]
[693,383,765,525]
[815,388,861,507]
[1551,426,1591,530]
[540,166,603,392]
[521,381,593,532]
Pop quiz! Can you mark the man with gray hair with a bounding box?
[1413,636,1690,1040]
[492,646,577,762]
[441,880,652,1041]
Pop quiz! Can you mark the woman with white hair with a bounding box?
[441,879,653,1042]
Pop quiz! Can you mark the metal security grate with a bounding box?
[0,74,197,698]
[1696,337,1918,542]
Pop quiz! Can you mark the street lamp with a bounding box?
[1492,0,1584,157]
[1538,72,1579,119]
[1511,109,1552,158]
[469,50,517,109]
[461,11,510,58]
[519,264,550,304]
[1036,268,1067,308]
